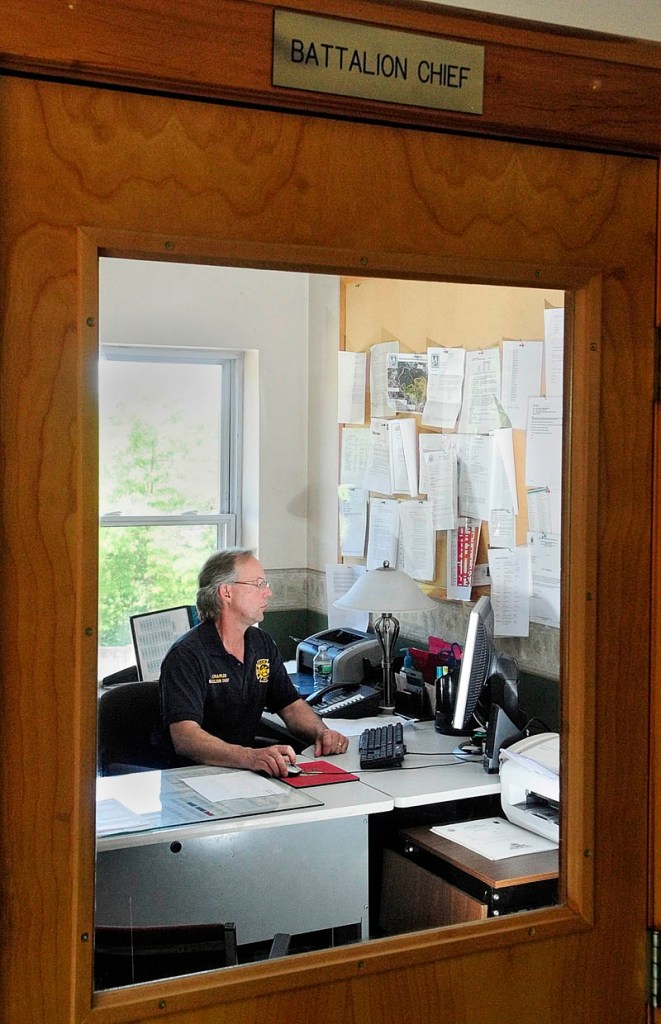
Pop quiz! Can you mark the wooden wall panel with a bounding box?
[0,0,660,153]
[0,36,657,1024]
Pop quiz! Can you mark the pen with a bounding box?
[189,802,215,817]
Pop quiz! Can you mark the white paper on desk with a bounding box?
[182,772,284,802]
[544,307,565,397]
[370,340,399,419]
[366,497,399,569]
[340,427,370,485]
[422,346,465,429]
[431,817,557,860]
[458,347,502,434]
[338,485,367,557]
[97,798,153,836]
[501,340,543,430]
[331,715,417,737]
[338,350,367,424]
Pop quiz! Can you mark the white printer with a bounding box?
[499,732,560,843]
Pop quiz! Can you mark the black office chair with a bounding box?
[97,679,167,776]
[94,922,239,988]
[94,923,291,987]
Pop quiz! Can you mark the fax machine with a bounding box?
[499,732,560,843]
[296,627,382,686]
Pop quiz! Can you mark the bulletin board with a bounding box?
[338,276,565,632]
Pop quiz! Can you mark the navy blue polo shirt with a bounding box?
[153,619,300,764]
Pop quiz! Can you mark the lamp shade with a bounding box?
[334,561,435,613]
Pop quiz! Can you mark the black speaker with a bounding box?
[482,703,524,773]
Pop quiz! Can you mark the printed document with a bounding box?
[544,307,565,397]
[337,350,366,424]
[364,418,394,494]
[397,499,435,581]
[366,497,399,569]
[370,340,399,419]
[327,562,368,631]
[446,519,481,601]
[501,340,543,430]
[456,434,492,522]
[431,817,557,860]
[389,417,418,496]
[526,395,563,487]
[340,426,370,486]
[458,347,502,434]
[528,531,561,628]
[338,484,367,557]
[422,346,465,429]
[422,446,457,531]
[419,433,455,496]
[488,545,530,637]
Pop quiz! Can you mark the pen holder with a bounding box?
[434,667,465,735]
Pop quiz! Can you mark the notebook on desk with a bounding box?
[282,761,359,787]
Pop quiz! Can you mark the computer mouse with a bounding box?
[286,763,302,777]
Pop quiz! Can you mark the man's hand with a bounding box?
[314,729,349,757]
[278,699,349,757]
[244,744,298,778]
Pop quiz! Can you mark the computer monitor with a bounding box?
[130,605,199,680]
[451,595,521,732]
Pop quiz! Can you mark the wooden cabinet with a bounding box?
[380,824,558,933]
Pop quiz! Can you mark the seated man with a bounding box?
[153,547,348,777]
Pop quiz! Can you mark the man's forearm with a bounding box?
[278,698,327,743]
[170,720,253,769]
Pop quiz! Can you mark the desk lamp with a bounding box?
[334,561,435,713]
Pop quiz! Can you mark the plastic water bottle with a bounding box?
[312,644,332,691]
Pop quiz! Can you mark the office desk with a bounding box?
[96,766,393,946]
[303,719,501,808]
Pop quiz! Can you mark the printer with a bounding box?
[499,732,560,843]
[295,627,382,687]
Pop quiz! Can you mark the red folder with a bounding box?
[282,760,358,787]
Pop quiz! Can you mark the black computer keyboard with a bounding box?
[358,723,406,769]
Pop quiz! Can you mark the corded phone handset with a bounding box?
[305,681,381,719]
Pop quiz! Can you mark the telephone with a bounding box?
[305,681,381,719]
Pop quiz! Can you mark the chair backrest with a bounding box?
[97,680,164,775]
[94,922,238,988]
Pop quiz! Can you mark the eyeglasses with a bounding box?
[232,578,271,590]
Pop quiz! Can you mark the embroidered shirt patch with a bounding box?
[255,659,270,683]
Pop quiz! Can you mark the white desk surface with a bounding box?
[303,719,501,809]
[97,764,393,852]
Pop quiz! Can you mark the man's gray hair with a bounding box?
[196,547,255,621]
